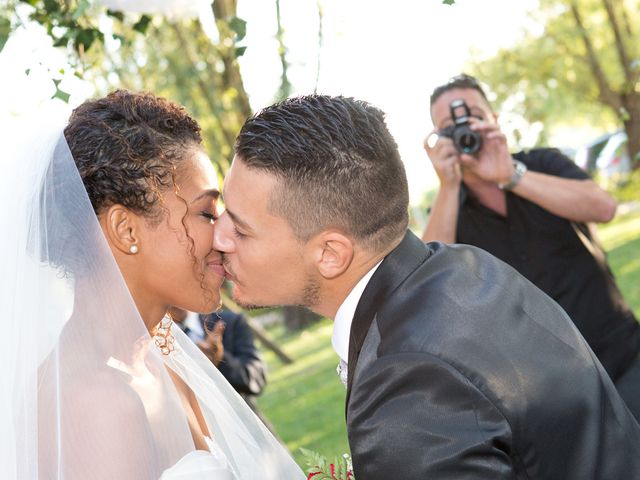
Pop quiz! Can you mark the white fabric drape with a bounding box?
[0,107,304,479]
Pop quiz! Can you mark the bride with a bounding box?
[0,90,305,479]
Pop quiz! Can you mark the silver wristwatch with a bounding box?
[498,160,527,190]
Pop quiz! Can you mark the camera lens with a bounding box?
[453,127,482,155]
[459,132,479,153]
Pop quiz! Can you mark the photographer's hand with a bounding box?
[198,319,225,367]
[424,129,462,188]
[460,120,513,185]
[422,130,462,244]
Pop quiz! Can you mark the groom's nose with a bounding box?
[213,210,234,253]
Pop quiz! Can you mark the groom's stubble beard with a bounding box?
[221,253,322,312]
[301,275,321,309]
[240,278,321,312]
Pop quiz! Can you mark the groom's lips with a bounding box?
[223,265,236,281]
[221,256,236,281]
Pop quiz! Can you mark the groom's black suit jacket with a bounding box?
[346,231,640,479]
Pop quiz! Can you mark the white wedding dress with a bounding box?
[160,436,235,479]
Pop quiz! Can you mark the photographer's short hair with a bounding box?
[235,94,409,252]
[430,74,490,107]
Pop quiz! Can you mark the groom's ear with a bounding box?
[309,231,354,280]
[100,204,142,256]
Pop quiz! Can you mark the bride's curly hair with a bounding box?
[64,89,202,224]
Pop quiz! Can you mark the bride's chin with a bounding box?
[189,298,221,315]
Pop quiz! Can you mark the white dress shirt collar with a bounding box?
[332,261,382,364]
[183,310,205,342]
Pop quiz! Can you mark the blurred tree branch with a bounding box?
[470,0,640,165]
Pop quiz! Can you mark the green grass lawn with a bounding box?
[256,208,640,470]
[597,209,640,315]
[256,320,349,469]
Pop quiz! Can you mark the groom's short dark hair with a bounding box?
[234,94,409,252]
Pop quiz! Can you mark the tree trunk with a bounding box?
[212,0,253,120]
[622,94,640,166]
[274,0,292,101]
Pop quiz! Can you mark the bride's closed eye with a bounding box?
[200,211,218,224]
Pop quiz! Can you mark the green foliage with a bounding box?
[132,14,152,34]
[228,16,246,42]
[17,0,105,56]
[0,14,10,53]
[612,168,640,204]
[51,78,70,102]
[468,0,639,150]
[102,19,251,176]
[442,0,455,4]
[597,208,640,316]
[2,0,164,102]
[301,448,354,479]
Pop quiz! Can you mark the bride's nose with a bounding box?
[213,211,234,252]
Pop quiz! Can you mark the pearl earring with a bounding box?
[129,244,139,254]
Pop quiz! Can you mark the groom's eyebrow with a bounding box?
[226,209,253,232]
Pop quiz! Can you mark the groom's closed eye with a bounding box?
[232,226,246,239]
[226,210,254,235]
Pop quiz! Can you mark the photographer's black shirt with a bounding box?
[456,148,639,380]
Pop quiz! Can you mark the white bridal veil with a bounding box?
[0,107,305,479]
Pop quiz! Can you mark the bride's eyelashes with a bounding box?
[200,211,218,224]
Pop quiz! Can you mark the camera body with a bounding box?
[438,99,483,155]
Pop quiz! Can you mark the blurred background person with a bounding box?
[422,74,640,419]
[168,306,281,438]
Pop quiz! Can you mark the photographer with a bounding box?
[422,74,640,419]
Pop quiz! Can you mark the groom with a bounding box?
[213,95,640,478]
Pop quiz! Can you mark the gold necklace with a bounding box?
[154,315,175,355]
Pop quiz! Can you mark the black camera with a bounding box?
[438,99,483,155]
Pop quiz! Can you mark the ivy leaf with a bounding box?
[106,9,125,22]
[234,46,247,58]
[53,88,71,103]
[53,33,70,48]
[133,14,151,34]
[43,0,60,13]
[52,79,71,103]
[0,16,10,54]
[228,16,246,42]
[75,28,103,53]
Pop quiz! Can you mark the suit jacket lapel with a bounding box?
[345,230,431,408]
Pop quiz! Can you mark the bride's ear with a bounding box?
[309,231,354,279]
[100,204,142,255]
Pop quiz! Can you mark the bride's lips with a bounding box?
[206,257,226,277]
